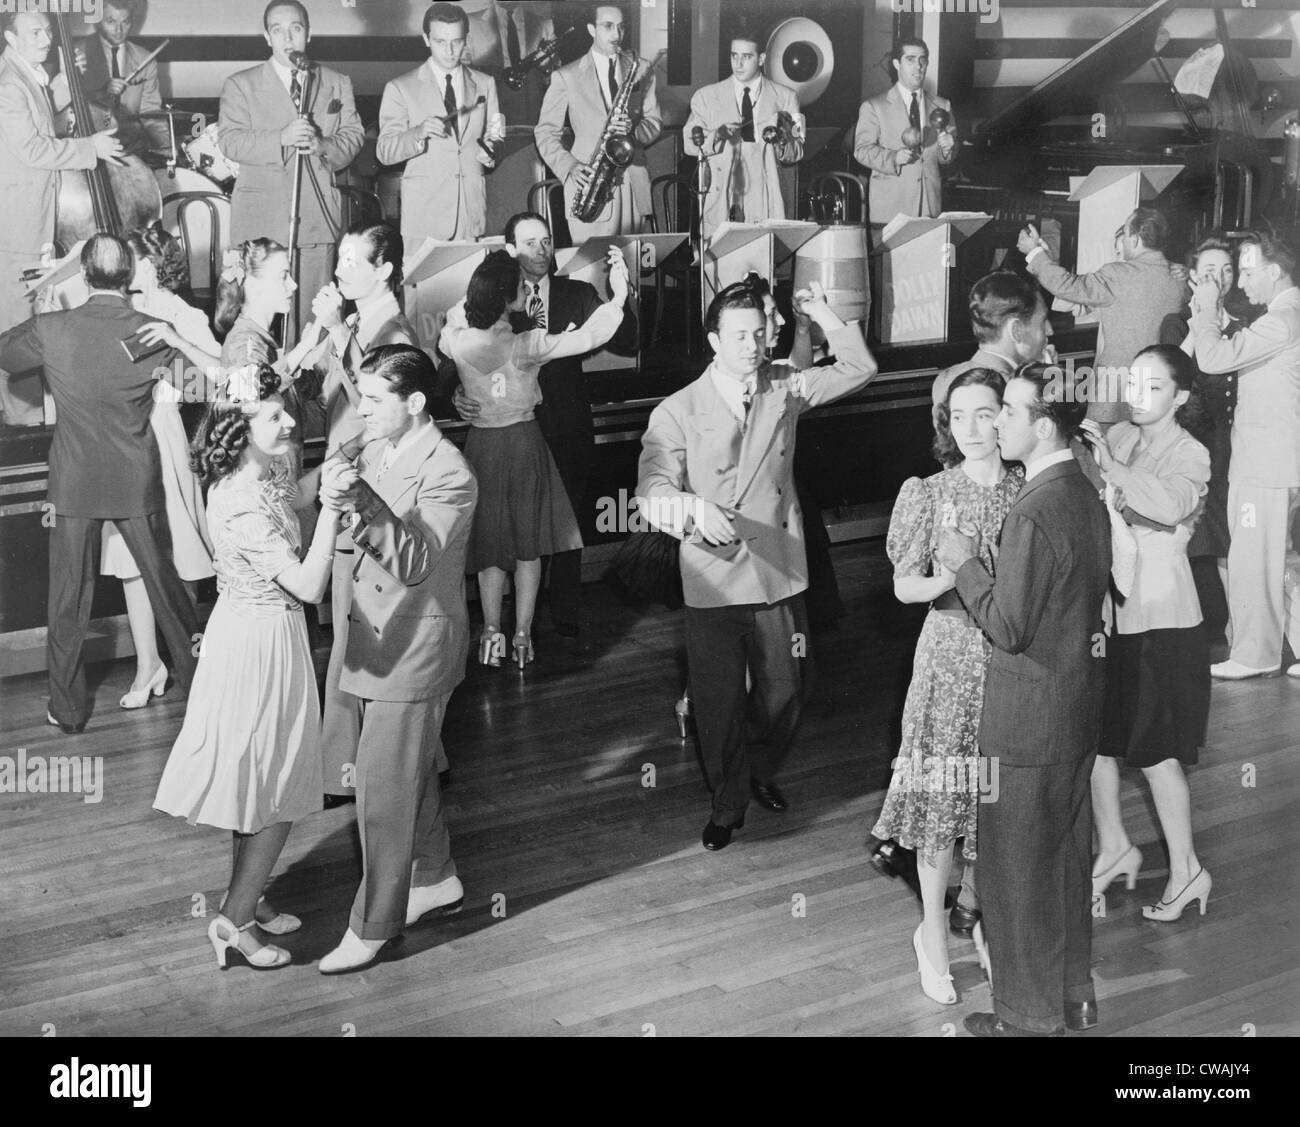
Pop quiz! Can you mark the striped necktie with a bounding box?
[527,283,546,329]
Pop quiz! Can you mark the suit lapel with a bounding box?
[369,425,441,510]
[1015,458,1079,507]
[734,370,786,504]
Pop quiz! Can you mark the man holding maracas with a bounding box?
[853,36,957,232]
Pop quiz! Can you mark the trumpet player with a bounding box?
[534,4,661,240]
[683,21,803,237]
[853,36,956,231]
[377,2,504,244]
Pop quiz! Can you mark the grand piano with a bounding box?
[947,0,1279,265]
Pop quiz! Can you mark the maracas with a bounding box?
[900,125,922,156]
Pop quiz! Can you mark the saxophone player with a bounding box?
[683,20,803,238]
[534,4,661,240]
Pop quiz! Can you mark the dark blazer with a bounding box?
[0,294,179,519]
[508,274,635,436]
[75,35,168,150]
[955,457,1111,764]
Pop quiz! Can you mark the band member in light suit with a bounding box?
[636,281,877,851]
[318,345,477,974]
[683,23,803,237]
[0,9,122,426]
[853,37,956,229]
[218,1,363,343]
[534,4,661,240]
[377,3,504,244]
[75,0,168,152]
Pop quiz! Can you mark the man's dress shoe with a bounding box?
[319,928,386,975]
[46,711,85,735]
[322,793,356,810]
[949,901,981,938]
[1065,1000,1098,1031]
[750,780,788,812]
[965,1012,1063,1038]
[405,875,464,926]
[702,817,743,851]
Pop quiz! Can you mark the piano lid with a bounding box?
[975,0,1180,138]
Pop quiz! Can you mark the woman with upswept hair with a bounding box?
[154,364,346,971]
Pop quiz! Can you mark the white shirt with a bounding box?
[591,49,621,110]
[102,37,126,79]
[523,274,550,317]
[376,418,434,479]
[733,76,763,117]
[710,364,757,424]
[270,57,297,97]
[897,83,924,121]
[1025,447,1074,481]
[426,60,465,106]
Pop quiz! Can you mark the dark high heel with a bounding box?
[674,691,692,740]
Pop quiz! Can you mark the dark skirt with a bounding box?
[464,420,582,573]
[1100,627,1210,767]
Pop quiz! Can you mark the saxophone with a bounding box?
[570,50,640,224]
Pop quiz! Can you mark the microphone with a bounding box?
[690,127,711,193]
[287,49,314,71]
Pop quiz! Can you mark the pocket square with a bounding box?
[327,97,342,114]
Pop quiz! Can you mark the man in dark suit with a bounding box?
[637,282,877,850]
[455,210,634,635]
[0,235,198,731]
[936,364,1111,1037]
[75,0,169,152]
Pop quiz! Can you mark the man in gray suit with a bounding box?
[218,1,363,342]
[318,345,477,974]
[637,280,877,850]
[937,365,1111,1037]
[853,37,956,230]
[1020,208,1187,426]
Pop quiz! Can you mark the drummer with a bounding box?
[75,0,169,152]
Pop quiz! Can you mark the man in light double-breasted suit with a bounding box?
[937,367,1111,1037]
[318,344,477,974]
[637,281,876,851]
[534,4,661,240]
[377,3,503,244]
[218,2,363,341]
[0,10,120,425]
[853,37,956,228]
[683,28,803,238]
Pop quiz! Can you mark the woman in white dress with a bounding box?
[102,225,223,709]
[155,364,346,971]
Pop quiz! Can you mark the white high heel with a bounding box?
[912,923,956,1005]
[207,914,290,970]
[119,664,167,710]
[1092,844,1142,898]
[219,892,301,936]
[1142,868,1212,922]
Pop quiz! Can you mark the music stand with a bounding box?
[402,237,505,356]
[874,213,991,345]
[701,220,819,334]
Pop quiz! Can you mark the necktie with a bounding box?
[741,379,755,418]
[110,46,121,80]
[740,86,754,143]
[608,57,618,105]
[444,73,458,139]
[909,92,921,132]
[527,283,546,329]
[290,70,302,110]
[506,13,522,68]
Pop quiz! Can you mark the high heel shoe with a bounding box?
[478,628,505,668]
[512,631,533,670]
[971,920,993,989]
[119,664,167,710]
[218,892,301,936]
[912,923,956,1005]
[674,692,692,740]
[1091,844,1142,898]
[1142,868,1211,922]
[207,914,291,970]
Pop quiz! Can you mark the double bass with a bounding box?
[49,7,160,251]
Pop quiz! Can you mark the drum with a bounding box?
[183,122,240,187]
[154,166,232,296]
[792,224,870,342]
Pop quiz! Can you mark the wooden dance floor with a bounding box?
[2,541,1297,1037]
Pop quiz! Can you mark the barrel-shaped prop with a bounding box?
[793,224,871,343]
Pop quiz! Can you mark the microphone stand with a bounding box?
[690,126,711,347]
[285,56,316,348]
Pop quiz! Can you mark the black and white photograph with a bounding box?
[0,0,1295,1079]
